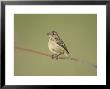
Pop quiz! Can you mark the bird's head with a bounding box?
[47,31,58,38]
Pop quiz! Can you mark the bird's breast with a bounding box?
[48,40,57,50]
[48,39,64,54]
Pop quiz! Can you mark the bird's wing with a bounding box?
[56,38,69,54]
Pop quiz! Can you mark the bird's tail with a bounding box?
[64,51,71,58]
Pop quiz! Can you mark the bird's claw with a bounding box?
[51,54,58,60]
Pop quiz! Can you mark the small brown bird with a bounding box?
[47,31,69,59]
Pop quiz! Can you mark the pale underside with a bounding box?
[48,39,65,55]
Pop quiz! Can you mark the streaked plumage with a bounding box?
[47,31,69,59]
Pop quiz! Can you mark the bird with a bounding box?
[47,31,69,60]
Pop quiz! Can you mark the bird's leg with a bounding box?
[51,54,57,59]
[51,54,55,59]
[57,52,65,59]
[52,53,63,60]
[55,55,58,60]
[55,53,63,60]
[51,54,59,60]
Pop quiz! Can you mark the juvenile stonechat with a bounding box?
[47,31,69,59]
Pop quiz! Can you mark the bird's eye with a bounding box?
[53,33,55,35]
[54,38,58,40]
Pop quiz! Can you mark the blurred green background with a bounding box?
[14,14,97,76]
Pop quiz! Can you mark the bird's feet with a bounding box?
[52,54,58,60]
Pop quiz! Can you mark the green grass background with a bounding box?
[14,14,97,76]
